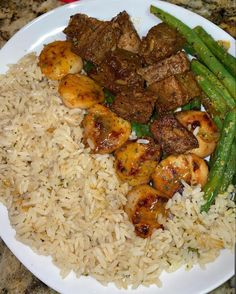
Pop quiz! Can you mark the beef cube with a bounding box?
[111,90,157,123]
[113,11,141,53]
[63,13,102,41]
[150,113,198,155]
[63,13,121,65]
[138,52,190,85]
[149,71,201,113]
[139,23,186,65]
[89,48,144,94]
[176,71,201,97]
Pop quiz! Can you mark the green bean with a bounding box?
[183,44,197,57]
[200,94,223,130]
[131,122,152,137]
[194,74,229,119]
[212,116,223,130]
[182,97,201,111]
[194,26,236,77]
[233,173,236,187]
[201,109,236,212]
[218,142,236,194]
[191,60,235,109]
[150,5,236,99]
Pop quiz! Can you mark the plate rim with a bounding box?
[0,0,235,293]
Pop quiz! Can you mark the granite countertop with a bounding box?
[0,1,235,293]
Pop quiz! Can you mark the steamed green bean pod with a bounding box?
[201,109,236,212]
[194,26,236,77]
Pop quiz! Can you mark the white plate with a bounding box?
[0,0,235,293]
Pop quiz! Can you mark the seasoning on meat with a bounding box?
[89,48,144,94]
[111,89,157,123]
[139,23,186,65]
[150,113,199,155]
[137,51,190,85]
[113,11,141,53]
[63,13,121,65]
[149,71,201,113]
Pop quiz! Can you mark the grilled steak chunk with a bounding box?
[111,90,157,123]
[139,23,186,65]
[138,52,190,85]
[63,13,102,40]
[113,11,141,53]
[89,48,144,94]
[64,13,121,65]
[150,113,199,155]
[149,71,201,113]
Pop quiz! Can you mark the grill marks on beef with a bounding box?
[139,23,186,65]
[138,52,190,85]
[89,48,144,94]
[111,90,157,123]
[63,12,201,156]
[64,14,121,65]
[114,11,141,53]
[149,71,201,113]
[150,114,199,155]
[64,11,141,65]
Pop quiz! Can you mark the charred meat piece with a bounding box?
[64,13,121,65]
[111,90,157,124]
[149,71,201,113]
[113,11,141,53]
[89,48,144,94]
[138,52,190,85]
[139,23,186,65]
[63,13,102,40]
[150,113,199,155]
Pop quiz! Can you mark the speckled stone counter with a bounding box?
[0,1,235,293]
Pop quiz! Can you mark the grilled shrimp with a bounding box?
[114,138,161,186]
[125,185,169,238]
[152,154,209,198]
[58,74,104,109]
[38,40,83,80]
[82,104,131,154]
[176,110,219,158]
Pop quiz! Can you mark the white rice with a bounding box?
[0,54,235,289]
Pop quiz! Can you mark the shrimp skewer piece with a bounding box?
[82,104,131,154]
[151,154,209,198]
[176,110,219,158]
[125,185,169,238]
[58,74,104,109]
[114,138,161,186]
[38,40,83,80]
